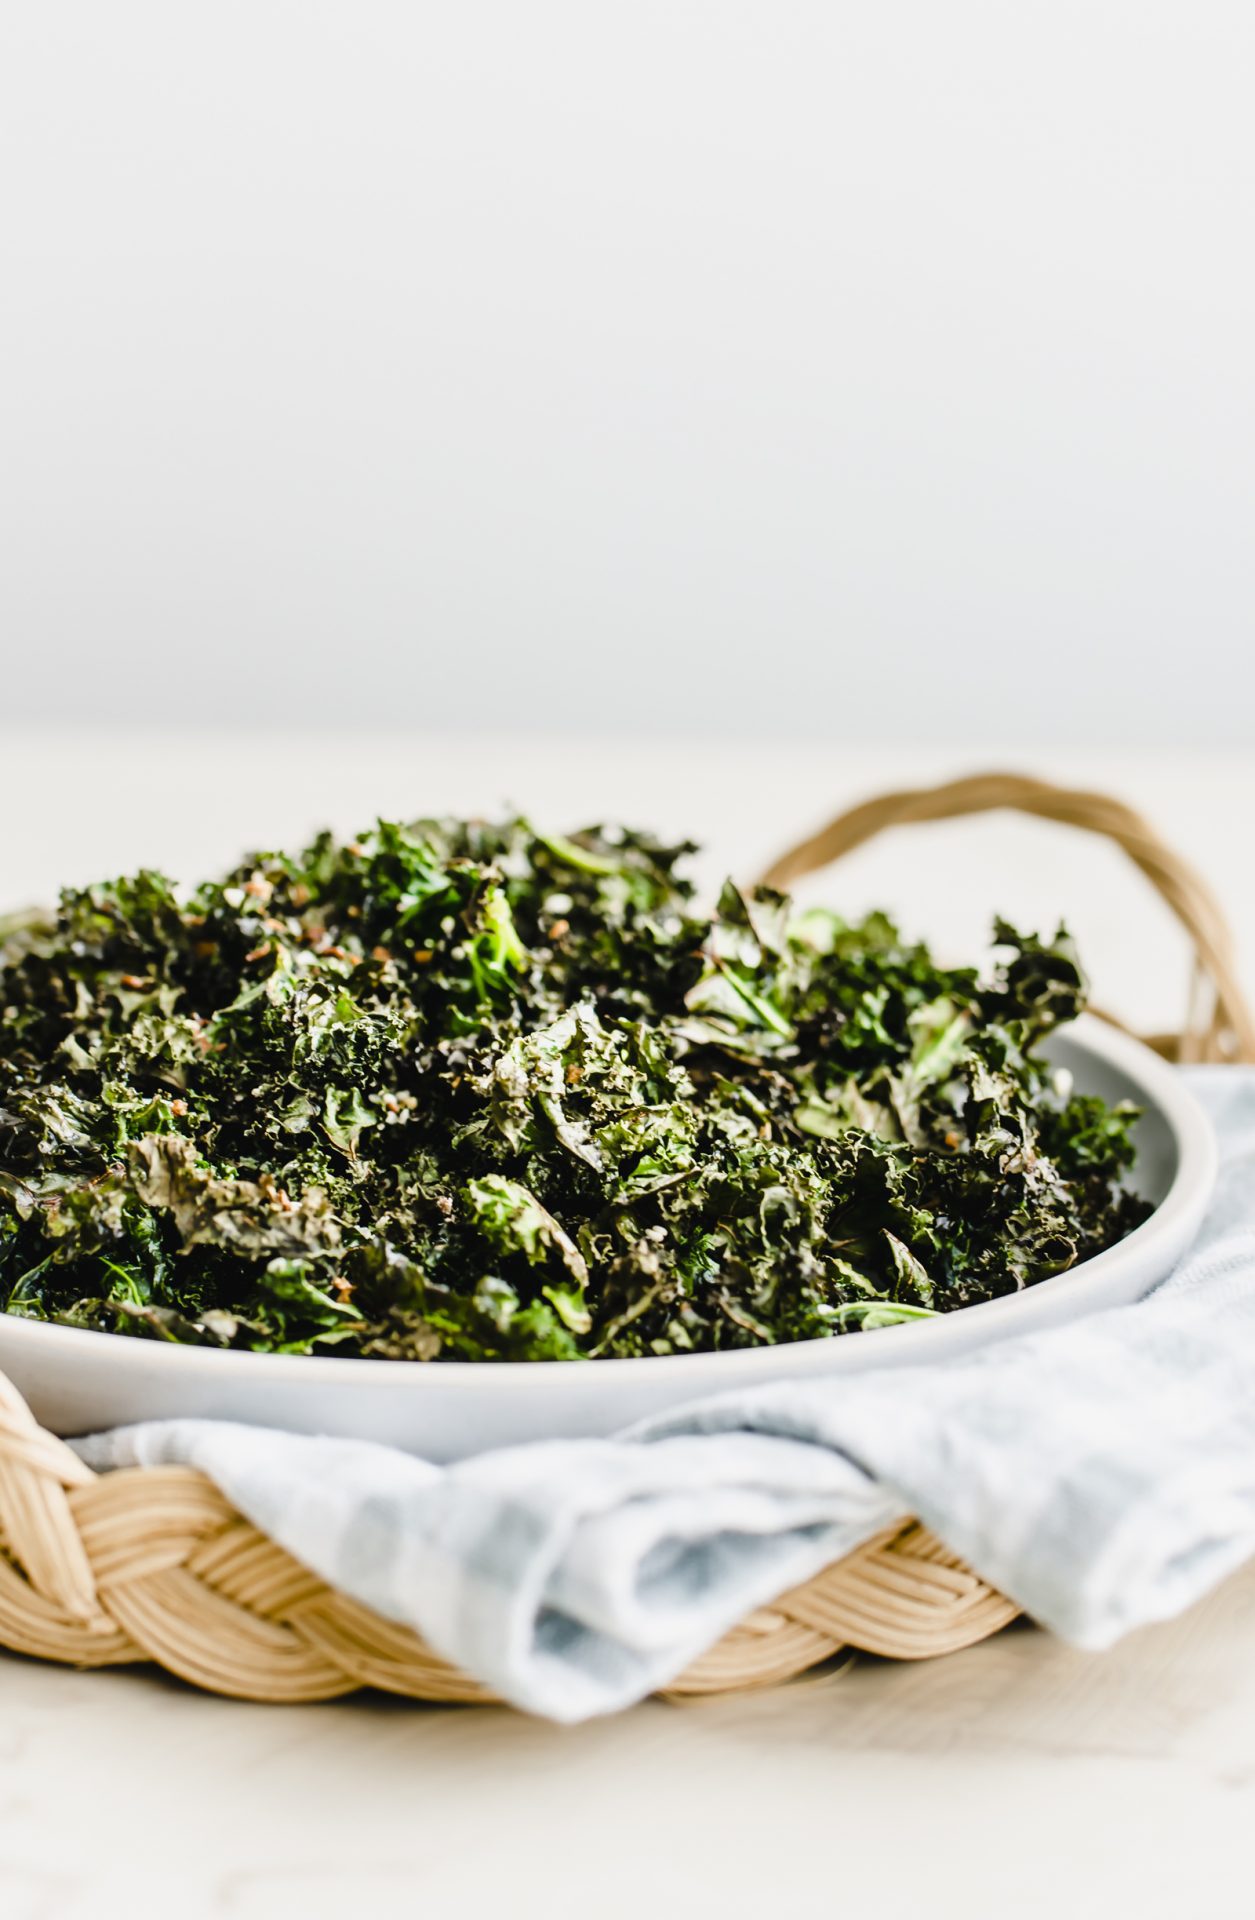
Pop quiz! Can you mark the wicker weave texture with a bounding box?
[0,1363,1019,1702]
[0,771,1247,1705]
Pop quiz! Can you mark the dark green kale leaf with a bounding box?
[0,818,1151,1361]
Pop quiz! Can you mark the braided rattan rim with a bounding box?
[0,771,1246,1705]
[0,1354,1019,1701]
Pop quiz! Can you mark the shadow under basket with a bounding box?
[0,771,1250,1706]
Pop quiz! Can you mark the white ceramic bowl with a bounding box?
[0,1014,1216,1460]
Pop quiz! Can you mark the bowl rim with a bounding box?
[0,1013,1217,1394]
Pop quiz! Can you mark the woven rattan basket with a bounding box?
[0,772,1250,1706]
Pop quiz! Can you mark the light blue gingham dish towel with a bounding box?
[77,1069,1255,1722]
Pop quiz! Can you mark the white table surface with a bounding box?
[1,733,1253,1920]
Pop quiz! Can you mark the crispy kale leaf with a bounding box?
[0,818,1149,1360]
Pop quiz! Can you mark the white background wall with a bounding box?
[1,2,1252,746]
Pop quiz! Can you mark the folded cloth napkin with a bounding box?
[77,1068,1255,1722]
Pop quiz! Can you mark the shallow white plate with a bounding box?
[0,1014,1216,1460]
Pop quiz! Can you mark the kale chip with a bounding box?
[0,817,1149,1361]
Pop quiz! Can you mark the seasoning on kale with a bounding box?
[0,818,1150,1361]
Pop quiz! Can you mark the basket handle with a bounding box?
[758,770,1255,1066]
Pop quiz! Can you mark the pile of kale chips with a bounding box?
[0,818,1149,1362]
